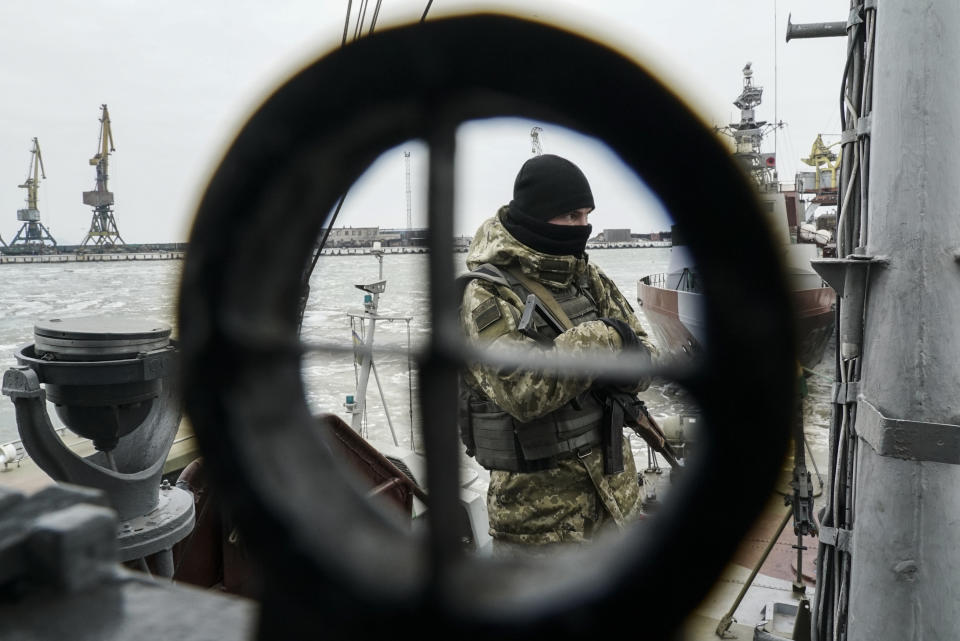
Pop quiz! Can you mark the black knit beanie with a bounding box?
[504,154,595,256]
[509,154,595,221]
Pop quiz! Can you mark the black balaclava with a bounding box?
[503,154,595,257]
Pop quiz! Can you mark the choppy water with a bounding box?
[0,248,833,465]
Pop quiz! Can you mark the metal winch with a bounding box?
[1,316,194,576]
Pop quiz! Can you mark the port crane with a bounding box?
[530,126,543,155]
[81,104,125,247]
[9,137,57,249]
[801,134,842,191]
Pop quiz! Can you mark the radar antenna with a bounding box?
[81,104,125,247]
[715,63,785,192]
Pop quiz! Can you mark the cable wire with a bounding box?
[342,0,352,46]
[421,0,434,22]
[369,0,384,34]
[353,0,368,41]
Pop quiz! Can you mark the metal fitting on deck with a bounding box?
[1,365,43,399]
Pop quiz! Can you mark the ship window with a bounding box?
[177,13,797,638]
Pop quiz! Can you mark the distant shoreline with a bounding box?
[0,241,671,264]
[0,242,187,264]
[317,242,671,256]
[0,251,185,264]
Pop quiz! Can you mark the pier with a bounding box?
[0,251,184,264]
[0,242,188,265]
[316,243,669,256]
[0,241,670,264]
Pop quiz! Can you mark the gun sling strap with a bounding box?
[461,262,626,475]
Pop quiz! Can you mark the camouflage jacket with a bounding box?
[460,207,658,545]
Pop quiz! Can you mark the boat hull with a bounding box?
[637,279,835,370]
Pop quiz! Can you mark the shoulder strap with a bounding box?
[457,264,515,310]
[456,263,511,289]
[503,267,574,331]
[459,263,575,332]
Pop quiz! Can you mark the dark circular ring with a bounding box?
[178,13,795,639]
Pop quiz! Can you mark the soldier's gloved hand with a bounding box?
[597,317,651,392]
[598,317,640,350]
[553,319,624,352]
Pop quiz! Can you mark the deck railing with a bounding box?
[640,269,702,293]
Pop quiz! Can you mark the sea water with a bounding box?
[0,249,833,465]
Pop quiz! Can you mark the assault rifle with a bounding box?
[517,294,682,471]
[517,293,561,346]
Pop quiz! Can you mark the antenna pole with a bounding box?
[404,151,412,229]
[774,0,778,173]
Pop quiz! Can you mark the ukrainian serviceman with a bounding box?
[458,154,657,557]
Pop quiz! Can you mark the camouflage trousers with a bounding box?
[486,439,641,550]
[491,512,621,559]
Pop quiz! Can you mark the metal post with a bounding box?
[846,1,960,639]
[351,252,384,434]
[351,313,376,434]
[153,548,175,579]
[369,361,398,446]
[421,117,463,578]
[404,151,413,230]
[785,16,847,42]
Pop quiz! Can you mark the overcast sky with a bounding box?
[0,1,846,244]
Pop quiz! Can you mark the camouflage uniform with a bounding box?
[460,207,657,548]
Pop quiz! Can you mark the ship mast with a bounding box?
[718,63,781,192]
[81,104,125,247]
[9,137,57,250]
[793,2,960,639]
[344,249,414,448]
[826,2,960,639]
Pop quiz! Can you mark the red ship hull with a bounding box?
[637,277,835,370]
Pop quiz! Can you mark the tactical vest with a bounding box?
[458,263,604,473]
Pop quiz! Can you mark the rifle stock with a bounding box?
[518,293,565,344]
[625,399,682,470]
